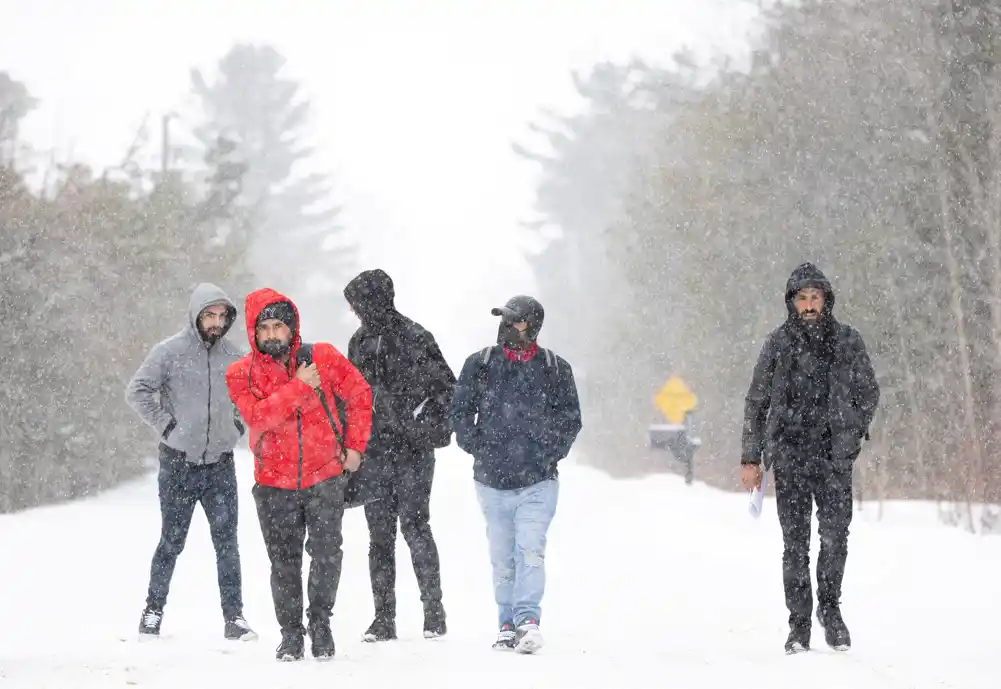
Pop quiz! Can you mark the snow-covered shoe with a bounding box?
[309,619,335,661]
[224,615,258,641]
[817,607,851,651]
[275,629,305,662]
[138,607,163,637]
[423,602,447,638]
[514,619,544,654]
[784,626,810,655]
[362,616,397,642]
[492,622,516,650]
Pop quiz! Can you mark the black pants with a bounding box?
[146,444,243,619]
[773,446,854,630]
[364,447,442,619]
[252,474,346,633]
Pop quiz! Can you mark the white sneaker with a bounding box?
[514,620,544,654]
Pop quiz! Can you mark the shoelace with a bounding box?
[143,610,162,628]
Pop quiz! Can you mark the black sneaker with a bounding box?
[275,628,305,662]
[817,607,851,651]
[514,618,544,654]
[492,622,516,650]
[224,615,258,641]
[138,607,163,637]
[423,602,447,639]
[309,619,335,661]
[362,616,397,642]
[784,626,810,655]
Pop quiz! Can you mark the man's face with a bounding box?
[198,304,230,341]
[499,319,531,348]
[256,318,292,358]
[794,287,825,322]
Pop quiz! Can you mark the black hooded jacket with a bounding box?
[741,263,880,469]
[344,269,456,454]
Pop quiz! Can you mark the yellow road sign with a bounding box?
[654,376,697,424]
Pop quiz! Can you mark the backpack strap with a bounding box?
[296,342,346,460]
[474,346,495,406]
[295,343,314,368]
[541,348,561,401]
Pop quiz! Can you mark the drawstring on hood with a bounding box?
[187,282,237,346]
[344,269,399,331]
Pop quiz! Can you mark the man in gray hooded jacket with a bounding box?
[126,283,256,642]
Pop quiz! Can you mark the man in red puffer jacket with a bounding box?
[226,288,373,662]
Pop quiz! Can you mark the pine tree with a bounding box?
[189,43,354,291]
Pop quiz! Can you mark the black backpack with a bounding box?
[296,343,389,509]
[370,333,456,451]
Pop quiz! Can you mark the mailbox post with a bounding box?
[649,376,700,485]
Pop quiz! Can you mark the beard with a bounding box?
[798,311,826,339]
[199,325,224,345]
[258,338,291,359]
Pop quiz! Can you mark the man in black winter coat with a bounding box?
[740,263,879,655]
[344,269,456,642]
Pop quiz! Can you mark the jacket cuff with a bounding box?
[159,416,176,438]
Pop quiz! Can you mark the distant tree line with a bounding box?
[0,42,354,512]
[520,0,1001,531]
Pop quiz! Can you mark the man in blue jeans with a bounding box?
[125,283,256,642]
[449,295,582,654]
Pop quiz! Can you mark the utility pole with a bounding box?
[161,112,176,175]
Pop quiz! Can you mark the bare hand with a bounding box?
[342,449,362,472]
[740,463,763,492]
[296,363,321,389]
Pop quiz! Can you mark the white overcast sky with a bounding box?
[1,0,758,355]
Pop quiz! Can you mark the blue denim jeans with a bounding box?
[475,478,559,628]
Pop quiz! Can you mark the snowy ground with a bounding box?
[0,447,996,689]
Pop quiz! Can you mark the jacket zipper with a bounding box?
[291,363,304,490]
[297,410,303,490]
[203,346,212,463]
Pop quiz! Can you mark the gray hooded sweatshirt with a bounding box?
[126,283,245,464]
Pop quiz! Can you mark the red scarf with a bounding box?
[503,343,539,362]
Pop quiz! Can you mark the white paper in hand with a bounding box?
[412,397,430,420]
[749,470,766,519]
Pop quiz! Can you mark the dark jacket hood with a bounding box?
[344,269,398,329]
[785,262,835,319]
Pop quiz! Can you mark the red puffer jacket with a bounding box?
[226,288,373,490]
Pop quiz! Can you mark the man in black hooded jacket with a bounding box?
[740,263,879,655]
[344,269,456,642]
